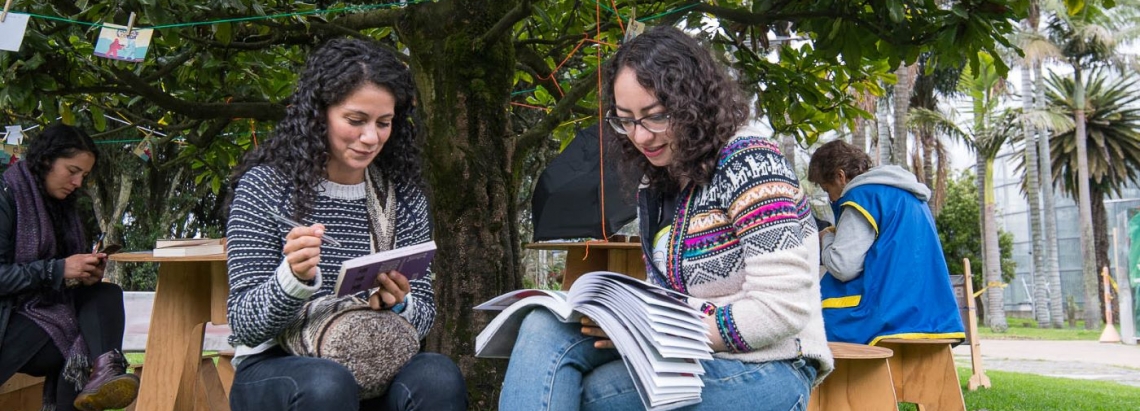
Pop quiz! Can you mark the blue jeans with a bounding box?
[499,309,817,411]
[230,347,467,411]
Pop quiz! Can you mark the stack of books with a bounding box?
[475,271,713,410]
[153,238,225,257]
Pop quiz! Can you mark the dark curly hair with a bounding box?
[26,123,99,202]
[602,26,750,193]
[807,140,874,185]
[228,37,424,219]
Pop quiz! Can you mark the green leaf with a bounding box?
[887,0,905,23]
[90,106,106,132]
[61,102,75,126]
[215,23,232,45]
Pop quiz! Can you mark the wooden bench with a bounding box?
[0,373,45,411]
[877,338,966,411]
[808,342,897,411]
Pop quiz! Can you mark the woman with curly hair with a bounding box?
[225,38,465,411]
[498,26,832,410]
[0,124,139,411]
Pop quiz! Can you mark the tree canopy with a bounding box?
[0,0,1029,402]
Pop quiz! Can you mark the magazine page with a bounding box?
[474,293,576,358]
[474,289,566,311]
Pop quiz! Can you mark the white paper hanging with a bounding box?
[0,13,30,52]
[4,125,23,145]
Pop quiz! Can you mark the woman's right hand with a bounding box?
[63,253,102,280]
[581,316,615,349]
[282,223,326,281]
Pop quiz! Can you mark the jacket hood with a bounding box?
[841,165,930,201]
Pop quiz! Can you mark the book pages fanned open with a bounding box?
[474,271,712,410]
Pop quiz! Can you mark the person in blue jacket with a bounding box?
[807,140,964,345]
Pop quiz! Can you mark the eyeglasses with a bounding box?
[605,111,671,135]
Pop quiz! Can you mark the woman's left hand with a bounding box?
[369,270,411,311]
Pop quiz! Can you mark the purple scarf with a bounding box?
[3,161,90,408]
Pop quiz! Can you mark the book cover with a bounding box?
[155,238,223,249]
[335,241,436,297]
[474,271,712,410]
[152,243,225,257]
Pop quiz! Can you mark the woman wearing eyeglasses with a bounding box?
[498,26,832,411]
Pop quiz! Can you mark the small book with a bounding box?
[475,271,713,410]
[153,238,225,257]
[335,241,437,297]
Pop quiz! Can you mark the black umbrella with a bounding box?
[532,125,640,241]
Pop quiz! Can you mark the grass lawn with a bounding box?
[115,354,1139,410]
[944,367,1140,411]
[974,317,1105,341]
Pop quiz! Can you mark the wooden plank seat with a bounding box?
[0,373,45,411]
[877,338,966,411]
[808,342,897,411]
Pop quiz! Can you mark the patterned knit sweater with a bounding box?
[641,126,834,380]
[226,166,436,363]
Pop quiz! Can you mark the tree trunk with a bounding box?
[1092,187,1115,324]
[877,96,891,166]
[781,133,797,171]
[1021,61,1050,326]
[403,3,522,407]
[1073,67,1101,330]
[982,156,1008,332]
[892,63,914,171]
[851,117,867,152]
[1036,62,1065,328]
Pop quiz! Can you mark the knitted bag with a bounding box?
[277,295,419,399]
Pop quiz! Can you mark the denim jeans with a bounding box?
[499,309,817,411]
[230,347,467,411]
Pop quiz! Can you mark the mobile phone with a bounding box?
[97,244,123,255]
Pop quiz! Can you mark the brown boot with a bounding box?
[73,350,140,411]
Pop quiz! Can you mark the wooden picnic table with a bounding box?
[110,251,229,411]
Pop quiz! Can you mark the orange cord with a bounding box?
[596,0,608,241]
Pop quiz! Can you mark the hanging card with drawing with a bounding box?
[94,23,153,62]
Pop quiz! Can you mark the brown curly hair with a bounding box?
[807,140,873,185]
[602,26,749,194]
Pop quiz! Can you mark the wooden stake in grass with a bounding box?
[1099,266,1121,343]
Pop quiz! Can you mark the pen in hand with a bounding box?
[271,213,344,247]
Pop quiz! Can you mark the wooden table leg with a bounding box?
[134,261,212,411]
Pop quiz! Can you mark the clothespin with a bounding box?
[2,0,14,23]
[624,9,645,43]
[125,12,136,36]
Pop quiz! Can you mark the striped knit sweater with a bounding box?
[226,165,435,363]
[642,126,834,381]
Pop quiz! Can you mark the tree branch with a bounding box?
[331,8,403,31]
[514,66,598,159]
[111,69,285,121]
[478,0,535,46]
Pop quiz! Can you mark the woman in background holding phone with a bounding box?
[0,124,139,411]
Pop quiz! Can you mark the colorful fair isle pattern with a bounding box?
[650,135,811,354]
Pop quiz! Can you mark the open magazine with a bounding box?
[474,271,713,410]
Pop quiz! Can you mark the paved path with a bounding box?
[952,339,1140,387]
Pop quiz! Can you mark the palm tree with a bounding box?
[1044,70,1140,319]
[1016,0,1059,326]
[1035,61,1066,328]
[893,63,916,172]
[909,51,1017,332]
[909,53,963,214]
[1041,0,1140,329]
